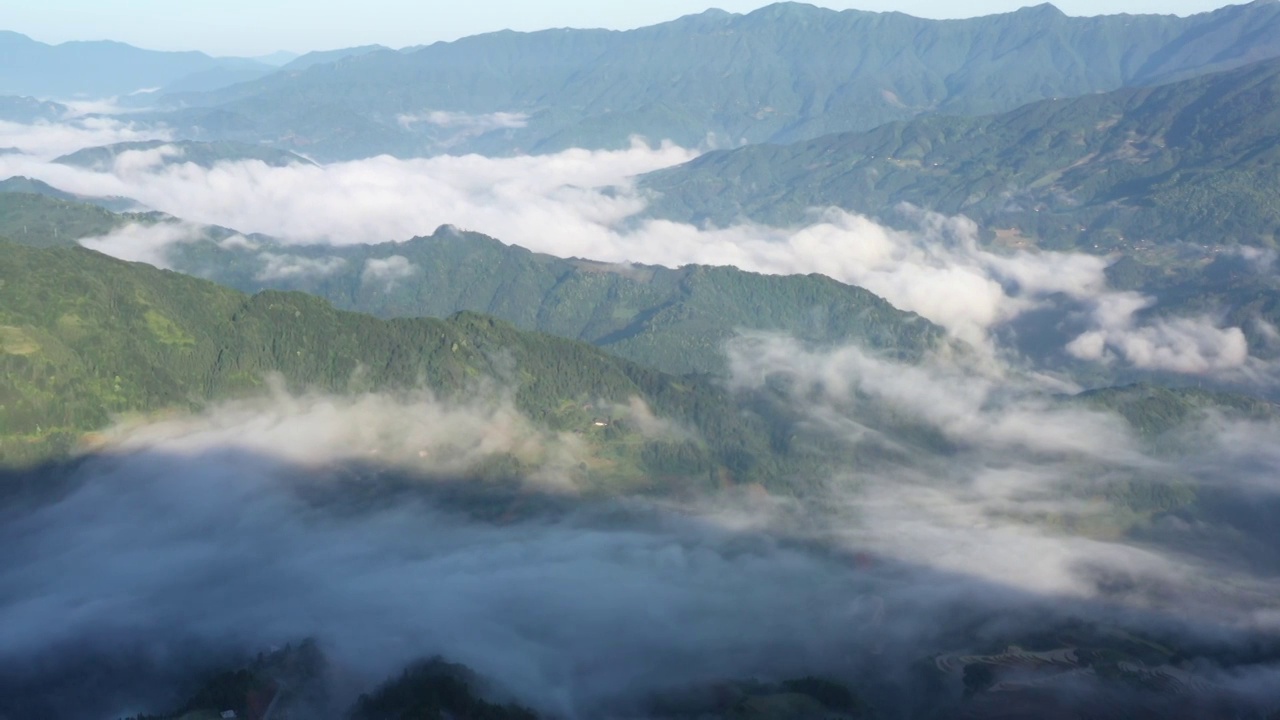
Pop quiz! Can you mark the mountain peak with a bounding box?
[1014,2,1067,17]
[745,2,828,20]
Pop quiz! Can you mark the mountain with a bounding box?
[149,1,1280,160]
[0,177,145,212]
[0,193,944,377]
[0,95,66,123]
[280,44,391,71]
[0,239,819,490]
[1077,382,1274,438]
[0,31,274,98]
[166,226,945,376]
[54,139,314,170]
[642,55,1280,252]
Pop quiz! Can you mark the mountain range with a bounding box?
[0,189,944,376]
[146,1,1280,160]
[642,54,1280,251]
[0,31,277,98]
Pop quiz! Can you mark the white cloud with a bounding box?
[0,117,170,159]
[0,139,1100,351]
[1067,291,1250,374]
[107,143,186,173]
[58,95,151,118]
[256,252,348,281]
[78,221,205,268]
[724,334,1280,623]
[396,109,529,132]
[362,255,417,286]
[725,334,1140,461]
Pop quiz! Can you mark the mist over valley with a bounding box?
[4,3,1280,718]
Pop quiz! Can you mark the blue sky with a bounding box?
[4,0,1240,56]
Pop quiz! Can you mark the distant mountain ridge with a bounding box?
[148,1,1280,159]
[0,30,274,98]
[280,45,391,71]
[0,239,806,490]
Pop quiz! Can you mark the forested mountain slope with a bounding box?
[643,55,1280,251]
[169,226,945,376]
[0,192,945,377]
[54,140,314,170]
[0,240,803,489]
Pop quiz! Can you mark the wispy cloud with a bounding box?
[256,252,348,281]
[396,109,529,132]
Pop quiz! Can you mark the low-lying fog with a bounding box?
[3,343,1280,718]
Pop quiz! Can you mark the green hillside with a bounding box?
[643,56,1280,251]
[1076,383,1274,439]
[121,646,869,720]
[0,176,145,212]
[0,191,144,247]
[0,240,811,491]
[168,226,945,376]
[153,2,1280,160]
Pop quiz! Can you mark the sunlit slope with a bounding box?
[0,193,946,377]
[0,31,272,97]
[0,240,795,487]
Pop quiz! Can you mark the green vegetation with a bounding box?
[156,2,1280,160]
[168,226,947,377]
[644,56,1280,252]
[0,239,836,491]
[0,190,142,246]
[1076,383,1274,439]
[119,641,329,720]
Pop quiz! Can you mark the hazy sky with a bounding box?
[4,0,1242,56]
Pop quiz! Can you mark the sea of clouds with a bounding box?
[0,115,1254,374]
